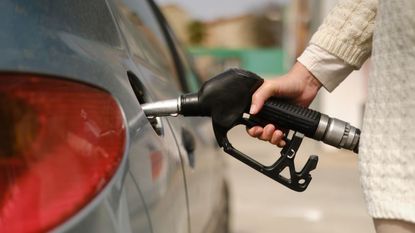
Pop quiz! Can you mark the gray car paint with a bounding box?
[0,0,227,233]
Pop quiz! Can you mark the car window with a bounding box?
[114,0,181,89]
[159,16,203,93]
[174,38,202,92]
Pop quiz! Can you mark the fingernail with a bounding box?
[249,104,257,114]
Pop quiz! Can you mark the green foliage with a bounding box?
[187,20,206,45]
[249,15,282,47]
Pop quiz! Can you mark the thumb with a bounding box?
[249,80,278,114]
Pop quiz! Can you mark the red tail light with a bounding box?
[0,74,126,232]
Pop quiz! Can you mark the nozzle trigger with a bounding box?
[213,120,318,192]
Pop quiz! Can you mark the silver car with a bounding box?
[0,0,230,232]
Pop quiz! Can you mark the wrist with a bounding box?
[305,70,322,94]
[290,62,322,91]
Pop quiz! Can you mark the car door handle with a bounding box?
[181,128,196,167]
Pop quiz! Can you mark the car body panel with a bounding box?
[0,0,228,233]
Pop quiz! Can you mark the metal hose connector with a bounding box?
[314,114,360,152]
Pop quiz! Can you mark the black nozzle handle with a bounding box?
[249,98,321,138]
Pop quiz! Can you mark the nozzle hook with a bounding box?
[272,132,319,191]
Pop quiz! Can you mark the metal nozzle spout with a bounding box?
[141,97,181,117]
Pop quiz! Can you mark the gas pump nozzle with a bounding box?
[142,69,360,192]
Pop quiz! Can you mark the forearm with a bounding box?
[297,44,355,92]
[310,0,377,68]
[297,0,377,92]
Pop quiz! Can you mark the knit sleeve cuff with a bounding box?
[310,33,371,68]
[297,44,356,92]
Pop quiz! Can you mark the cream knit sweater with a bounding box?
[307,0,415,223]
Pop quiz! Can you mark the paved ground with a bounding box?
[226,126,376,233]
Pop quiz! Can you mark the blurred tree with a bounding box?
[250,4,284,48]
[187,20,206,45]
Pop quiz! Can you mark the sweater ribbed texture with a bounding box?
[310,0,377,68]
[360,0,415,223]
[310,0,415,223]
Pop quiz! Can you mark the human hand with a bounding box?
[247,62,322,147]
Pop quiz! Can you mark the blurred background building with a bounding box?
[161,2,285,79]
